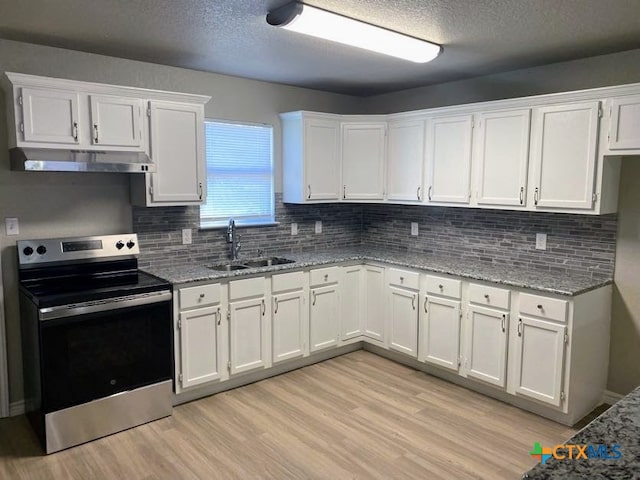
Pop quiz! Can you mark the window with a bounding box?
[200,120,275,228]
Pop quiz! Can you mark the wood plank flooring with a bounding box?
[0,351,578,479]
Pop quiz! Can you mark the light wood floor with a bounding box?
[0,351,577,479]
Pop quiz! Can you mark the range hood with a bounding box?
[9,147,156,173]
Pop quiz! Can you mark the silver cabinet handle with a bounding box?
[217,307,221,326]
[400,276,404,283]
[424,295,428,313]
[307,184,311,199]
[93,124,99,143]
[534,187,539,206]
[261,299,265,316]
[417,186,421,200]
[428,185,432,201]
[501,314,506,333]
[343,185,346,199]
[412,295,416,310]
[198,182,203,200]
[274,297,278,314]
[312,291,316,306]
[517,318,523,336]
[324,274,329,282]
[519,186,524,205]
[72,122,79,142]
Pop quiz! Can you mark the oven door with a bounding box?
[38,291,172,413]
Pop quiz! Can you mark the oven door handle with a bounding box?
[39,290,172,321]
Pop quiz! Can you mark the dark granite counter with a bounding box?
[143,248,611,296]
[524,386,640,479]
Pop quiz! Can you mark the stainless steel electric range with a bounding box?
[18,233,173,454]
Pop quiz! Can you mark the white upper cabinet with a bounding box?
[145,101,205,205]
[89,95,143,148]
[386,119,425,202]
[20,87,80,145]
[530,102,600,210]
[608,95,640,150]
[341,122,386,201]
[474,109,530,208]
[425,114,473,205]
[281,112,341,203]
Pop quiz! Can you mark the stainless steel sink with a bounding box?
[243,257,296,268]
[208,263,249,271]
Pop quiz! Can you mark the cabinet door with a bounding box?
[229,297,268,375]
[342,123,386,200]
[609,95,640,150]
[90,95,143,147]
[148,101,205,204]
[475,109,530,207]
[425,114,473,204]
[178,306,222,389]
[464,305,508,387]
[304,118,340,201]
[420,296,461,371]
[364,265,386,342]
[530,102,599,210]
[20,87,80,144]
[309,285,340,352]
[514,316,566,407]
[388,286,419,357]
[387,120,425,202]
[341,266,363,340]
[272,291,305,363]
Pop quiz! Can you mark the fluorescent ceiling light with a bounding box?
[266,2,442,63]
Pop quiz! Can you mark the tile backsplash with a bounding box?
[134,196,617,279]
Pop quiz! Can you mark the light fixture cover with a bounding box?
[267,2,441,63]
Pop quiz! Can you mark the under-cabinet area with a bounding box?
[168,258,611,426]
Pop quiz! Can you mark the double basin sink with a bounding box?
[208,256,295,272]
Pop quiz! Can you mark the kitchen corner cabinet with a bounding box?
[228,277,270,375]
[363,265,386,343]
[309,267,341,351]
[341,265,363,341]
[281,111,341,203]
[530,102,600,210]
[473,109,530,208]
[174,283,225,393]
[386,119,425,202]
[425,114,473,205]
[341,122,386,201]
[608,95,640,151]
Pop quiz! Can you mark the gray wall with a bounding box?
[0,38,363,405]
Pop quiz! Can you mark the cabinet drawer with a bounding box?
[272,271,305,293]
[519,293,568,323]
[229,276,266,300]
[179,283,221,310]
[425,275,461,299]
[310,267,340,286]
[387,268,420,290]
[469,283,510,310]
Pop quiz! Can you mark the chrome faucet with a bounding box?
[226,218,241,260]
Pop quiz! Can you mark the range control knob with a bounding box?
[23,246,34,256]
[115,241,124,250]
[36,245,47,255]
[126,240,136,249]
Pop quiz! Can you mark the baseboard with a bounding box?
[9,399,25,417]
[602,390,624,405]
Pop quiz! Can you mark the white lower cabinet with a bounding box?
[513,316,566,407]
[272,290,306,363]
[341,265,363,340]
[310,282,341,352]
[363,265,386,343]
[388,286,419,358]
[463,305,509,388]
[228,277,270,375]
[420,295,461,371]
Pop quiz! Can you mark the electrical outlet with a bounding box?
[536,233,547,250]
[315,220,322,234]
[411,222,419,236]
[291,222,298,236]
[182,228,192,245]
[5,217,19,236]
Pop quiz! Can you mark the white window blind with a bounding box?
[200,121,274,228]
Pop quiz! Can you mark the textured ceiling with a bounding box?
[1,0,640,96]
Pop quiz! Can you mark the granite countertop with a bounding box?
[524,386,640,479]
[143,248,611,296]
